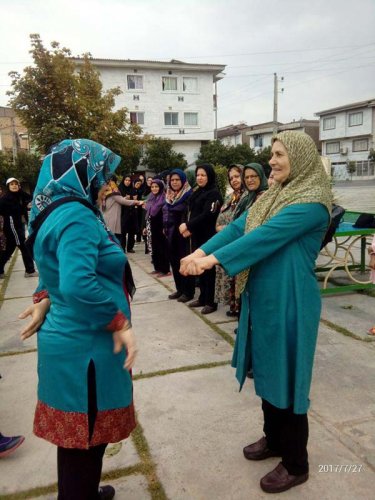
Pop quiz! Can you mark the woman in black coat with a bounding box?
[119,175,138,253]
[163,169,195,302]
[179,164,222,314]
[0,177,37,278]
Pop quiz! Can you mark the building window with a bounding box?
[184,112,198,126]
[178,96,184,102]
[253,134,263,148]
[130,112,144,125]
[164,112,178,126]
[352,138,368,152]
[183,77,197,92]
[133,95,140,101]
[323,117,336,130]
[326,142,340,154]
[127,75,143,90]
[162,77,177,91]
[348,112,363,127]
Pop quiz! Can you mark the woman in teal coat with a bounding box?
[180,131,332,494]
[19,139,137,500]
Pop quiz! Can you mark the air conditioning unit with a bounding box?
[340,147,348,155]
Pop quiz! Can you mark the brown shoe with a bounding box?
[260,462,308,493]
[243,436,280,461]
[201,305,218,314]
[188,299,203,308]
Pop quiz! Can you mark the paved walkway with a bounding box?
[1,247,374,499]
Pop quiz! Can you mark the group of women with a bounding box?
[19,131,332,497]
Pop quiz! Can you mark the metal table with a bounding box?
[316,211,375,295]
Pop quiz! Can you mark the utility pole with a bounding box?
[214,81,218,140]
[273,73,284,135]
[11,117,18,165]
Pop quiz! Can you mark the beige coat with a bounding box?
[102,194,137,235]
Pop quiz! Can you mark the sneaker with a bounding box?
[0,435,25,458]
[24,271,39,278]
[98,485,115,499]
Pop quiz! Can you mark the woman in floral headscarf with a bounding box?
[180,131,332,494]
[163,168,194,301]
[19,139,137,500]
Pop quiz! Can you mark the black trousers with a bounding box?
[121,231,135,252]
[262,399,309,475]
[198,267,216,306]
[57,361,107,499]
[0,230,35,274]
[169,252,195,298]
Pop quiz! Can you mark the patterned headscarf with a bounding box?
[29,139,121,231]
[165,168,192,206]
[236,131,332,295]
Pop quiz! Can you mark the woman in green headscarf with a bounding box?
[180,131,332,494]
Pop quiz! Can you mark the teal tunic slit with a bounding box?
[201,203,329,414]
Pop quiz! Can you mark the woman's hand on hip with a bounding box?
[113,326,137,370]
[19,298,50,340]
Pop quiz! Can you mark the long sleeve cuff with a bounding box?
[33,290,49,304]
[106,311,128,331]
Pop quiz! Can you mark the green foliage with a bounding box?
[368,148,375,162]
[7,34,142,161]
[141,137,187,173]
[254,146,272,176]
[185,169,196,188]
[346,161,356,180]
[213,165,228,200]
[198,140,256,166]
[0,150,41,188]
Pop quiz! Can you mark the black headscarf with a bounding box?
[189,164,218,205]
[119,176,136,197]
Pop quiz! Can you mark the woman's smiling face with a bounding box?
[269,140,291,184]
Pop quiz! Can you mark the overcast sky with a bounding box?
[1,0,374,128]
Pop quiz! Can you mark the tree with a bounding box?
[7,34,142,160]
[255,146,272,177]
[346,161,356,181]
[368,148,375,162]
[0,150,41,189]
[141,137,187,173]
[198,140,256,167]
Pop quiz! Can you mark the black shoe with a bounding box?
[177,294,194,303]
[201,304,218,314]
[226,310,239,317]
[189,299,204,308]
[98,485,115,499]
[127,249,135,253]
[247,369,254,379]
[260,463,308,493]
[169,291,182,300]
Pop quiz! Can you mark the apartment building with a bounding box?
[315,99,375,179]
[73,58,226,166]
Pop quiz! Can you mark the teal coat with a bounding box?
[201,203,329,414]
[33,202,135,448]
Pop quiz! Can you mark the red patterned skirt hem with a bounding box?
[34,400,136,449]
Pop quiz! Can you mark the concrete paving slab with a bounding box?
[131,284,171,305]
[131,301,232,376]
[39,475,151,500]
[0,352,140,495]
[135,365,374,500]
[321,294,375,340]
[4,272,38,299]
[0,296,38,353]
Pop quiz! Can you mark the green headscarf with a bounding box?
[234,163,268,219]
[236,131,332,295]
